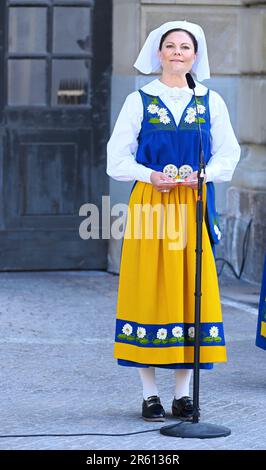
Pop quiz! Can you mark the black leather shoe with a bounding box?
[172,396,197,421]
[142,396,165,422]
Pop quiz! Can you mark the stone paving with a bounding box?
[0,271,265,450]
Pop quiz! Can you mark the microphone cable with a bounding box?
[0,427,173,439]
[216,218,252,279]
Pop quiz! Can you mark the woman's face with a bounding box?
[158,31,196,76]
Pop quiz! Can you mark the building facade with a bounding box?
[0,0,265,281]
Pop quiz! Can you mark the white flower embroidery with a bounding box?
[147,103,172,125]
[172,326,183,338]
[209,326,219,338]
[197,104,206,114]
[160,115,171,125]
[214,224,222,240]
[157,328,167,340]
[184,104,205,125]
[137,327,146,339]
[186,107,197,117]
[157,107,168,117]
[188,327,195,338]
[122,323,133,336]
[184,114,196,124]
[147,104,159,114]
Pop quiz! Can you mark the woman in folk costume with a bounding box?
[107,21,240,422]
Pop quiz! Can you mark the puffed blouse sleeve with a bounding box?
[106,91,154,183]
[205,90,241,183]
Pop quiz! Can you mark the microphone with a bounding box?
[185,73,205,180]
[185,72,196,90]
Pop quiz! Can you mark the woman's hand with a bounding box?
[150,171,178,192]
[181,171,206,189]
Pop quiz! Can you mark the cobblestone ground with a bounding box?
[0,271,265,450]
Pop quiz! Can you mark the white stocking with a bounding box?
[174,369,192,399]
[138,367,159,400]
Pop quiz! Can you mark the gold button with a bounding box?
[179,165,193,179]
[163,164,178,179]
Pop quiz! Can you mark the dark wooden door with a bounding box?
[0,0,112,270]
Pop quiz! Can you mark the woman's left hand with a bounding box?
[181,171,206,189]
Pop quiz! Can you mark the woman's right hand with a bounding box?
[150,171,178,192]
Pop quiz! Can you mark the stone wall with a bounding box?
[108,0,266,282]
[227,3,266,282]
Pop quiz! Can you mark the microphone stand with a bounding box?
[160,74,231,439]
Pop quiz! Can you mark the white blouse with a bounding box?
[107,79,241,184]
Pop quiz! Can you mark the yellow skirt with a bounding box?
[114,182,226,366]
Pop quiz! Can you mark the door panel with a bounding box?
[9,7,47,54]
[8,59,47,105]
[6,129,91,224]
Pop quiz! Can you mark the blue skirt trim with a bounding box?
[117,359,214,369]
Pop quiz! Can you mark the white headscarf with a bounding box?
[134,20,210,82]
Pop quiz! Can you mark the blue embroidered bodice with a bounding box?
[135,89,221,245]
